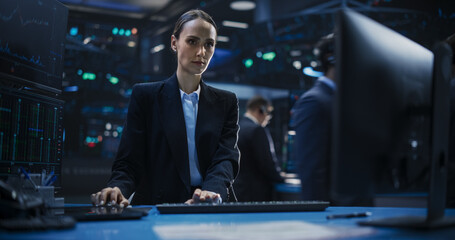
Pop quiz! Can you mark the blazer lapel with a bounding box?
[196,81,224,175]
[158,74,191,194]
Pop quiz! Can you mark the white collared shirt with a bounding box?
[244,112,260,125]
[179,85,202,186]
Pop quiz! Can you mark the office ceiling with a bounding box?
[60,0,452,40]
[60,0,450,20]
[60,0,454,89]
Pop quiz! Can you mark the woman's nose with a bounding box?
[196,45,205,56]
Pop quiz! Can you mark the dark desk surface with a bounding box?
[1,206,455,239]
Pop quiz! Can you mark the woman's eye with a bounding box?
[188,39,197,45]
[205,42,214,48]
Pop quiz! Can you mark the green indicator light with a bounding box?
[109,76,119,85]
[243,58,253,68]
[82,72,96,80]
[262,52,276,61]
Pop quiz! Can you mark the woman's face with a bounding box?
[171,18,216,77]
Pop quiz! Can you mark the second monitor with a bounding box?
[331,9,453,228]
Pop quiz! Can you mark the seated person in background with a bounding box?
[290,34,335,201]
[234,96,284,202]
[90,9,240,207]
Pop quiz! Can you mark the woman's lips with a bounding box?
[192,61,205,66]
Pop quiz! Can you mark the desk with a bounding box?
[1,207,455,239]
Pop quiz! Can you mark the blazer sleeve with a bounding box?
[201,92,240,200]
[106,84,147,198]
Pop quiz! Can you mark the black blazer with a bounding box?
[107,74,240,204]
[290,81,334,201]
[234,116,284,202]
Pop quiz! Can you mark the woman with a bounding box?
[91,9,240,206]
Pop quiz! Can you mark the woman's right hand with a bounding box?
[91,187,129,207]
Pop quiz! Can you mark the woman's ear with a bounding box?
[171,35,177,52]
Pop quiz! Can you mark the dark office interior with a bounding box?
[1,0,455,237]
[52,0,455,204]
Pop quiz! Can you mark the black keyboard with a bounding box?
[156,201,330,214]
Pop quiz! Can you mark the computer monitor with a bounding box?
[0,88,64,187]
[0,0,68,94]
[331,9,454,229]
[0,0,67,187]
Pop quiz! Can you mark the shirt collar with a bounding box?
[244,112,260,125]
[318,75,336,91]
[179,84,201,100]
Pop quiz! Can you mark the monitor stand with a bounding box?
[358,42,455,230]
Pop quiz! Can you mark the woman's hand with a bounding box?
[91,187,129,207]
[185,188,221,204]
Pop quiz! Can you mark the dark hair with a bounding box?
[313,33,335,73]
[246,95,271,113]
[173,9,218,39]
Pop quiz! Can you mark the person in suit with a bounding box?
[233,96,284,202]
[289,34,335,201]
[91,9,240,207]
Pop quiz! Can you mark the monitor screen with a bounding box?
[0,88,64,187]
[331,9,435,206]
[0,0,68,93]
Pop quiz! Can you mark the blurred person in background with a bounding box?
[290,34,335,202]
[234,96,284,202]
